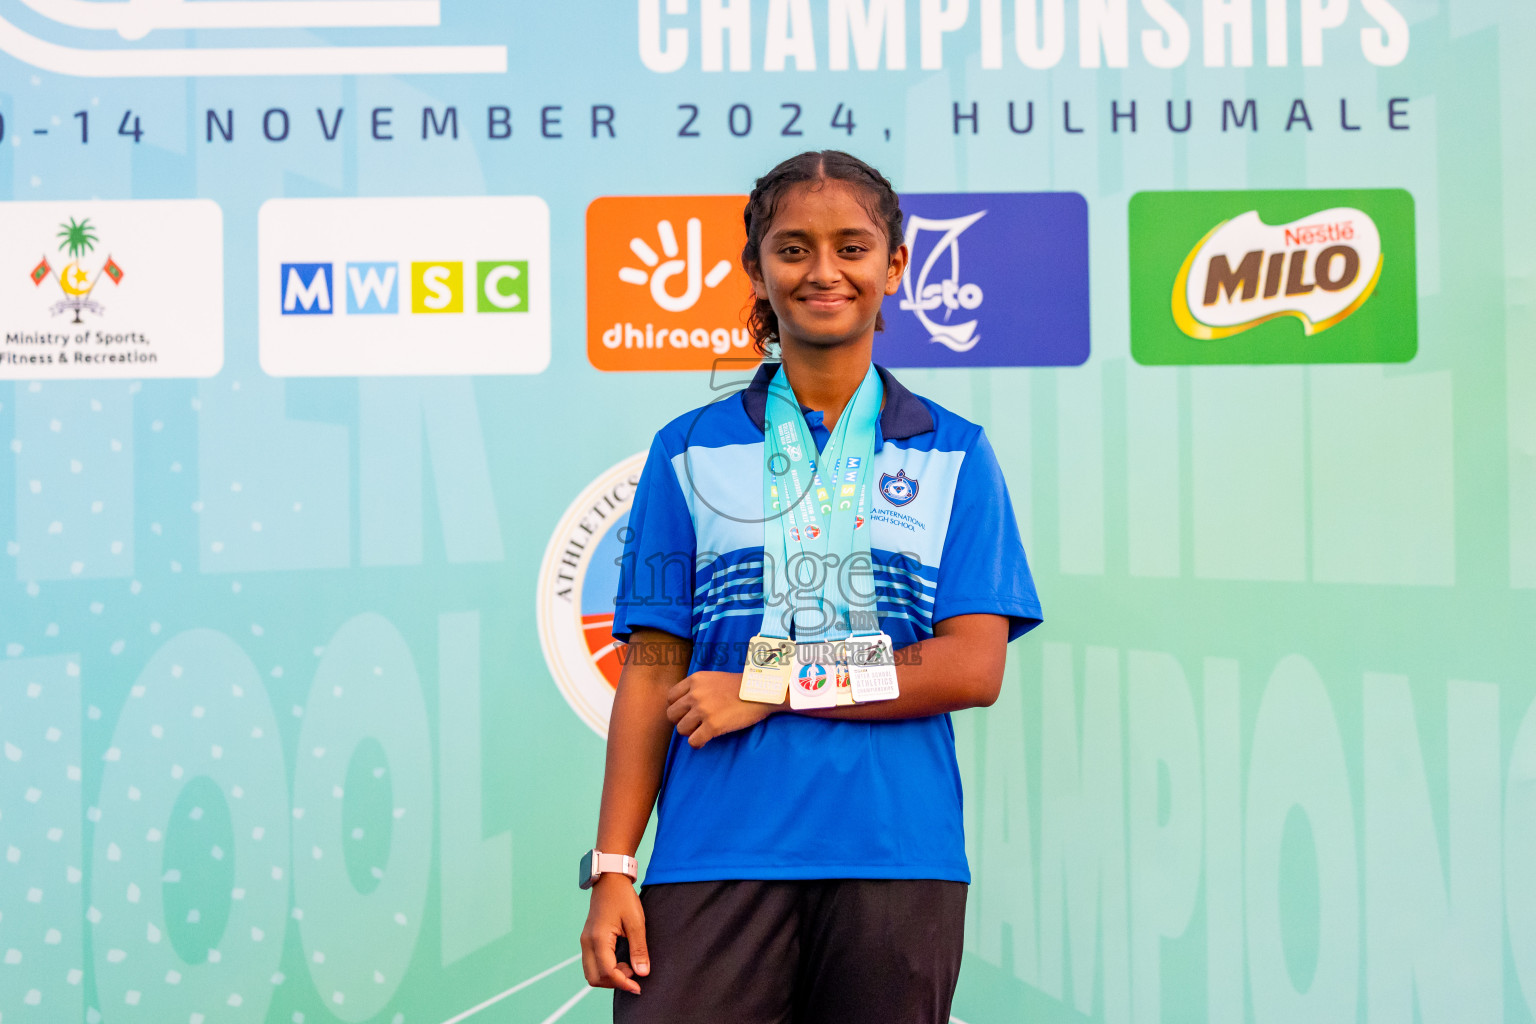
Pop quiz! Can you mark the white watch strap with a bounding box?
[594,852,638,882]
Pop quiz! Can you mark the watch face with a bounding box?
[578,849,595,889]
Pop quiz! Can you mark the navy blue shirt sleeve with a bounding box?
[612,434,696,644]
[931,428,1042,641]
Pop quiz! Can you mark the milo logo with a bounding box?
[1130,189,1416,365]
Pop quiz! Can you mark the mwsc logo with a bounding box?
[1130,189,1416,365]
[258,197,550,377]
[279,260,528,317]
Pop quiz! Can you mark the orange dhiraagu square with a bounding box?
[587,194,755,371]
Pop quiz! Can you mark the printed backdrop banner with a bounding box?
[2,2,1534,1023]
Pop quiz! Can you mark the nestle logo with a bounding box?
[1283,220,1356,247]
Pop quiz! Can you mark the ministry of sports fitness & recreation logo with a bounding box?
[1129,189,1417,365]
[537,453,647,737]
[30,217,127,323]
[1,199,224,380]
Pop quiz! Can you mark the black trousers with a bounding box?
[613,879,967,1024]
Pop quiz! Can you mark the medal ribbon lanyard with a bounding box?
[760,363,883,643]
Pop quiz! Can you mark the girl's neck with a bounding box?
[776,335,875,430]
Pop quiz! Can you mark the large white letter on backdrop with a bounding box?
[639,0,689,71]
[437,612,513,965]
[1015,0,1066,67]
[701,0,752,70]
[920,0,969,69]
[1079,0,1129,67]
[1,656,84,1021]
[90,631,290,1024]
[1039,643,1131,1023]
[1364,675,1501,1024]
[293,615,431,1022]
[1245,655,1358,1024]
[829,0,907,69]
[1128,651,1203,1024]
[1202,0,1254,66]
[359,378,504,568]
[764,0,818,70]
[1139,0,1190,68]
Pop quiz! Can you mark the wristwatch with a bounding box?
[578,849,639,890]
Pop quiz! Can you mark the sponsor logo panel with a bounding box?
[878,192,1090,368]
[588,191,1089,371]
[0,199,224,380]
[587,195,754,371]
[258,196,550,377]
[537,453,647,738]
[1129,188,1416,365]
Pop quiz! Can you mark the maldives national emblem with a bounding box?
[31,217,127,323]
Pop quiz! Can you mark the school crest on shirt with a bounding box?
[879,468,919,507]
[536,451,647,738]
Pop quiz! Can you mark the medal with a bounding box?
[789,651,839,710]
[740,634,795,704]
[847,632,899,703]
[750,363,887,706]
[834,661,855,706]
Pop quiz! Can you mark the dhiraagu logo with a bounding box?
[260,197,549,377]
[1129,189,1416,365]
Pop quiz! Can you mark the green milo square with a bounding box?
[476,260,529,314]
[1128,189,1416,365]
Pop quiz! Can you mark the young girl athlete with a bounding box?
[580,150,1042,1024]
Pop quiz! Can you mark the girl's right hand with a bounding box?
[579,873,649,994]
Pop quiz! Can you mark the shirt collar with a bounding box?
[741,361,934,440]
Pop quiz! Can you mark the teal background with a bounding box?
[3,2,1536,1023]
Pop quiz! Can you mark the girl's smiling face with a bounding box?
[747,178,908,352]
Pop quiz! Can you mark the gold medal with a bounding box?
[740,635,795,704]
[834,661,856,705]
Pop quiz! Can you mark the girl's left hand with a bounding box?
[666,671,775,748]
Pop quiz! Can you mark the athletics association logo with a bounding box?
[1129,189,1416,365]
[879,192,1090,369]
[879,469,918,507]
[30,217,126,323]
[537,453,646,738]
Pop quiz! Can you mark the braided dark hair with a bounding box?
[740,150,904,356]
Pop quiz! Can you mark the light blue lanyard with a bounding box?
[760,363,883,642]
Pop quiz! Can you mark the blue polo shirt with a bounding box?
[612,362,1041,884]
